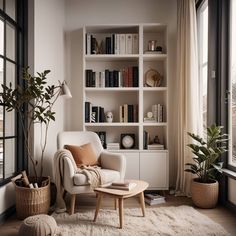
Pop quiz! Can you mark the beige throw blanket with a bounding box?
[54,149,104,213]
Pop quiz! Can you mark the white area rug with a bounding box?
[52,205,230,236]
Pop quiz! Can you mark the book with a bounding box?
[132,34,139,54]
[85,102,91,123]
[125,34,132,54]
[144,193,166,205]
[86,34,91,55]
[115,34,120,54]
[144,197,166,205]
[111,181,130,187]
[119,34,126,54]
[108,182,137,191]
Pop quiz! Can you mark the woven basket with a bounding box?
[191,178,219,209]
[13,176,51,219]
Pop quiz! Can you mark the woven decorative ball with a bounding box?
[18,214,58,236]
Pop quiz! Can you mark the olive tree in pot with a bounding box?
[185,124,228,208]
[1,67,71,219]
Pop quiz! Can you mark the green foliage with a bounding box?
[185,124,228,183]
[0,67,60,180]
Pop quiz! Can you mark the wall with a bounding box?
[228,178,236,205]
[64,0,177,186]
[32,0,67,179]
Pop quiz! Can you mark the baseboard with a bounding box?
[0,205,16,225]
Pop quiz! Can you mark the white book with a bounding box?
[115,34,120,54]
[118,71,123,87]
[125,34,132,54]
[95,72,99,88]
[119,105,124,122]
[100,71,105,88]
[119,34,126,54]
[86,34,91,55]
[132,34,139,54]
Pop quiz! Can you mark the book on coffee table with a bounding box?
[108,182,137,191]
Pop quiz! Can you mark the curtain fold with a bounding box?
[174,0,202,196]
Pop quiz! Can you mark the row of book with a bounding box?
[119,104,139,123]
[86,33,139,55]
[85,66,139,88]
[143,131,164,150]
[85,102,105,123]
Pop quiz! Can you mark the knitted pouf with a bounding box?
[18,214,58,236]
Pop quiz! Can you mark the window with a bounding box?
[229,0,236,167]
[197,0,208,136]
[0,0,27,183]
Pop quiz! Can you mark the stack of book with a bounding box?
[107,143,120,150]
[147,144,164,150]
[108,181,137,191]
[144,193,166,205]
[85,102,105,123]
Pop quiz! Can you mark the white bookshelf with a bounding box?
[82,24,169,190]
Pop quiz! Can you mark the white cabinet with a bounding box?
[82,24,169,190]
[140,152,169,189]
[123,152,140,180]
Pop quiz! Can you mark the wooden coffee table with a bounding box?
[93,179,149,228]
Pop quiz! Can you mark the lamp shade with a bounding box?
[60,81,72,98]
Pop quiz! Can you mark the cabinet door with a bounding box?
[114,152,139,180]
[140,152,168,189]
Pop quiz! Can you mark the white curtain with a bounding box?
[174,0,202,196]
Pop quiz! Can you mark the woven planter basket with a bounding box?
[13,176,51,219]
[191,178,219,209]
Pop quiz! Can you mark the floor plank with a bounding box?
[0,194,235,236]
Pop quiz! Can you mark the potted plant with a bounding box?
[185,124,228,208]
[1,67,71,218]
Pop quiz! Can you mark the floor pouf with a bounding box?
[18,214,58,236]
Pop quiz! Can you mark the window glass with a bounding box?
[197,1,208,136]
[229,0,236,167]
[6,22,15,61]
[0,20,3,56]
[0,58,3,93]
[4,138,15,178]
[5,0,16,21]
[0,140,3,179]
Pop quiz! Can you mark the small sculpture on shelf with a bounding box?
[145,69,163,87]
[106,111,113,123]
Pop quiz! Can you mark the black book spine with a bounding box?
[111,34,115,54]
[91,35,97,54]
[109,71,114,87]
[99,107,105,122]
[113,70,119,87]
[105,69,110,87]
[92,106,99,122]
[133,66,139,87]
[85,102,90,123]
[105,37,110,54]
[85,69,90,87]
[128,105,133,122]
[92,72,96,87]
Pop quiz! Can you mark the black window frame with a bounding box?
[0,0,27,186]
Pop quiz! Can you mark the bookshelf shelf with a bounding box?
[82,24,169,190]
[85,88,139,92]
[85,122,140,127]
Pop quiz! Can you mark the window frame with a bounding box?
[0,0,27,186]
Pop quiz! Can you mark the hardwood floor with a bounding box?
[0,194,235,236]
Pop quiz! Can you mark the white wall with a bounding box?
[228,178,236,205]
[32,0,67,179]
[64,0,177,186]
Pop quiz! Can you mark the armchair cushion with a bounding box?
[65,143,98,167]
[73,169,120,186]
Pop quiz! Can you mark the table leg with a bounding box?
[118,198,124,229]
[114,198,118,210]
[139,191,145,217]
[93,193,103,222]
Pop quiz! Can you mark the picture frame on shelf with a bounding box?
[120,133,135,149]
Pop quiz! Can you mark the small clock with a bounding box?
[120,133,135,149]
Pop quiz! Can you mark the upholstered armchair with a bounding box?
[55,131,126,214]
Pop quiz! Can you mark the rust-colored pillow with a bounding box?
[65,143,97,167]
